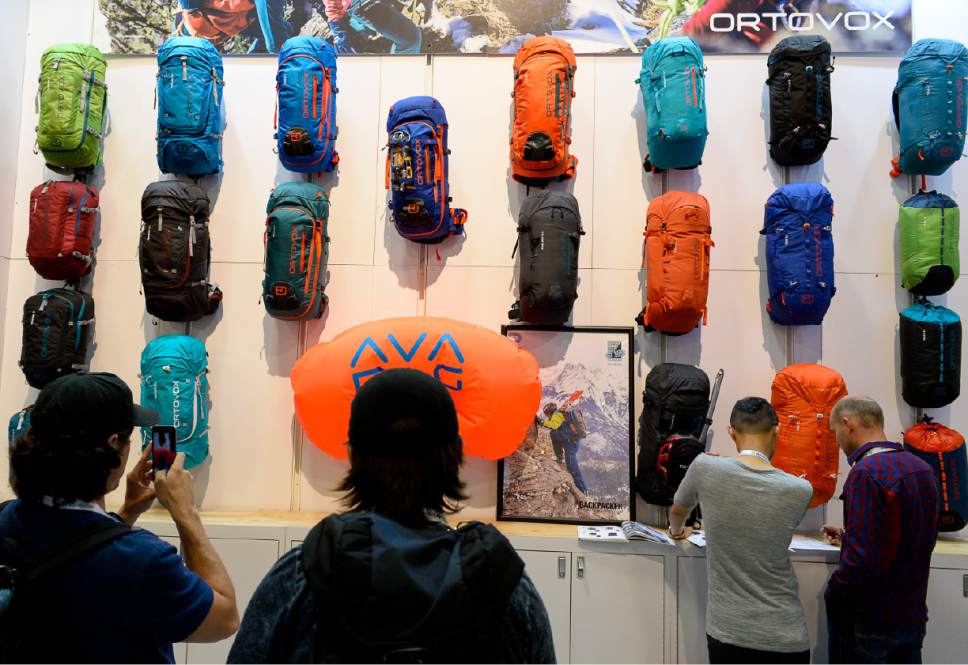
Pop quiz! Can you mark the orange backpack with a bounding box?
[176,0,256,45]
[771,364,848,508]
[636,191,713,334]
[511,37,578,186]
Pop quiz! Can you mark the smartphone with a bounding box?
[151,426,177,477]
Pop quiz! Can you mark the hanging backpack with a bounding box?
[263,182,330,320]
[175,0,256,47]
[509,191,583,324]
[762,182,836,326]
[35,44,107,172]
[156,37,224,176]
[904,417,968,532]
[899,190,960,296]
[637,37,708,172]
[771,364,847,508]
[767,35,834,167]
[139,335,209,469]
[890,38,968,178]
[139,180,222,322]
[385,96,467,244]
[26,180,99,281]
[636,191,713,335]
[276,37,339,174]
[19,288,94,390]
[636,363,710,505]
[900,302,962,408]
[7,407,31,447]
[510,36,578,186]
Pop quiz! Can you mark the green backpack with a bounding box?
[900,191,960,296]
[35,44,107,171]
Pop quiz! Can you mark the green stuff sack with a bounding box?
[900,191,960,296]
[35,44,107,171]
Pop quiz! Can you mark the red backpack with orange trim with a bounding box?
[904,417,968,532]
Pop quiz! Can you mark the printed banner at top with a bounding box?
[96,0,913,56]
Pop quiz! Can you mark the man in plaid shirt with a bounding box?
[823,396,939,664]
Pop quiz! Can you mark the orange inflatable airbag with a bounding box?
[292,317,541,460]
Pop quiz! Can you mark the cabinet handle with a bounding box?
[576,556,585,579]
[963,574,968,598]
[557,556,566,578]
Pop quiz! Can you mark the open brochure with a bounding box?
[577,521,675,546]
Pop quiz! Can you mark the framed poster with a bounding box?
[498,325,635,525]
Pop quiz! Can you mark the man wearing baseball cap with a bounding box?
[0,372,239,663]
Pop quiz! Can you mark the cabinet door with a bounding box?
[793,561,837,665]
[185,538,281,664]
[571,552,664,664]
[162,537,188,665]
[517,549,572,664]
[923,567,968,664]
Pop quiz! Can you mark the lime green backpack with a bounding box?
[35,44,107,171]
[900,191,960,296]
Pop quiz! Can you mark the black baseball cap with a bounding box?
[30,372,159,441]
[348,368,459,453]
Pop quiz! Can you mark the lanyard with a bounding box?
[738,450,772,464]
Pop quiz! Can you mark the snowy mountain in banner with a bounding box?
[540,361,630,461]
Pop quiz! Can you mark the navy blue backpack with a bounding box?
[762,182,836,326]
[276,37,338,174]
[385,96,467,244]
[156,37,224,176]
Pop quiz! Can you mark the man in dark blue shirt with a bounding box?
[0,372,240,663]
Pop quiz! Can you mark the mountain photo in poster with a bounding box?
[499,326,634,525]
[94,1,911,55]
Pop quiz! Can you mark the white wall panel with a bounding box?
[0,0,29,259]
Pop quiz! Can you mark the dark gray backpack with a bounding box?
[509,191,583,324]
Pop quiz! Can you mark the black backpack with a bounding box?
[301,513,523,664]
[636,363,710,505]
[767,35,834,167]
[0,507,132,662]
[20,288,94,389]
[900,302,962,408]
[509,190,584,324]
[139,180,222,322]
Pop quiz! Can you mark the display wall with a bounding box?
[1,0,967,530]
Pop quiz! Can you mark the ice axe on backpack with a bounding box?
[699,369,724,449]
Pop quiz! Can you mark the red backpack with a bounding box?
[27,181,99,281]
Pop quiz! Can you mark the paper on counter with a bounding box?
[789,534,840,552]
[687,530,706,548]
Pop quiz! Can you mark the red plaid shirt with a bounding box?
[825,441,939,627]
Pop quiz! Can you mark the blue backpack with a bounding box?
[386,96,467,244]
[276,37,338,174]
[156,37,224,176]
[637,37,708,172]
[139,335,209,469]
[7,407,31,448]
[762,182,836,326]
[891,38,968,177]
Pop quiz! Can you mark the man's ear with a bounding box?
[727,426,738,442]
[107,433,130,453]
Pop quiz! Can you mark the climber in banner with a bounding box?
[539,391,589,495]
[322,0,428,54]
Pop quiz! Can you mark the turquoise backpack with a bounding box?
[8,407,31,448]
[637,37,708,172]
[140,335,209,469]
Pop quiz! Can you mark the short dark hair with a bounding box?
[10,428,130,504]
[729,397,779,434]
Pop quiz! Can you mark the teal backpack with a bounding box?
[262,182,330,320]
[7,408,31,448]
[637,37,708,172]
[140,335,209,469]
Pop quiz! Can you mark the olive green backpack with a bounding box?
[899,191,960,296]
[35,44,107,171]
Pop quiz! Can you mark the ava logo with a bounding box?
[350,332,465,391]
[709,10,896,33]
[606,341,625,361]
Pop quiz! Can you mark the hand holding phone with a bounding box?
[151,426,177,479]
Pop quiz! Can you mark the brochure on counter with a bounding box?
[577,525,840,552]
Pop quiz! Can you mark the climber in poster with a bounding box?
[172,0,293,53]
[540,399,589,495]
[322,0,427,54]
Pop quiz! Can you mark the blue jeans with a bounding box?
[827,609,925,664]
[563,440,587,494]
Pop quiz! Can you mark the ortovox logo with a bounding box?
[302,72,310,119]
[350,333,464,391]
[172,381,181,429]
[708,10,896,33]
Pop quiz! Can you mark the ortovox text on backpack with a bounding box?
[509,191,583,324]
[767,35,834,167]
[35,44,107,172]
[904,417,968,532]
[386,96,467,243]
[900,302,962,408]
[263,182,330,320]
[900,191,960,296]
[156,37,224,176]
[276,37,339,174]
[771,364,847,508]
[27,180,98,281]
[140,180,222,322]
[140,335,209,469]
[20,288,94,389]
[637,191,713,334]
[637,37,708,172]
[891,38,968,177]
[511,37,578,186]
[762,182,836,326]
